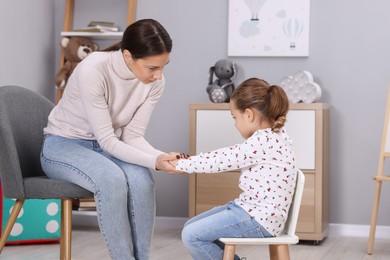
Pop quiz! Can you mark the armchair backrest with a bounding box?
[0,86,54,198]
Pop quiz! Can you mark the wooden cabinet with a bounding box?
[188,103,330,241]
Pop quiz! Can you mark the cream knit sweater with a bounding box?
[44,50,165,169]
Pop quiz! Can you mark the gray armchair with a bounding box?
[0,86,93,259]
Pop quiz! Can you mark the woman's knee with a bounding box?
[125,166,155,191]
[94,168,129,197]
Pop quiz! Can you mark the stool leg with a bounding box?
[269,244,291,260]
[223,244,236,260]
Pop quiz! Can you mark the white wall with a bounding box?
[47,0,390,227]
[0,0,55,99]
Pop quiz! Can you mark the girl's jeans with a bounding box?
[182,201,272,260]
[40,134,155,260]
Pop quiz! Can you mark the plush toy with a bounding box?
[206,59,236,103]
[55,36,98,89]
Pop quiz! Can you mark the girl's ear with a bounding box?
[244,108,255,122]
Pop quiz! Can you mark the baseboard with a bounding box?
[328,223,390,240]
[154,216,187,229]
[72,213,390,240]
[72,211,99,227]
[71,212,187,229]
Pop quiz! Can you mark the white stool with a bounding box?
[219,169,305,260]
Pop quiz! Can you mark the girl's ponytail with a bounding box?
[267,85,289,132]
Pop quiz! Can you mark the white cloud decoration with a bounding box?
[279,70,322,103]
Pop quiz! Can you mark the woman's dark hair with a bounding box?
[102,19,172,59]
[230,78,289,132]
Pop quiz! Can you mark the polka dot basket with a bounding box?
[0,197,60,245]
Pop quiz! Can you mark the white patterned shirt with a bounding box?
[176,127,297,236]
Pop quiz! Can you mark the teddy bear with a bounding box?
[55,36,98,89]
[206,59,236,103]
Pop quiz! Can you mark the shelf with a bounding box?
[61,31,123,40]
[72,210,97,216]
[189,102,330,111]
[56,0,136,103]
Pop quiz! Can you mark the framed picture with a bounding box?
[228,0,311,57]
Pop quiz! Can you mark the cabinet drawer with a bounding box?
[195,171,240,215]
[296,172,316,233]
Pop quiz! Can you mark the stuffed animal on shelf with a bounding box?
[55,36,98,89]
[206,59,236,103]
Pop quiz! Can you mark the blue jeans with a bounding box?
[182,201,272,260]
[40,134,155,260]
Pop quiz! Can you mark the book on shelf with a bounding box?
[88,21,115,27]
[73,198,96,208]
[72,206,97,211]
[73,21,119,33]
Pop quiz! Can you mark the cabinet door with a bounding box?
[196,110,243,153]
[196,109,316,170]
[285,110,315,170]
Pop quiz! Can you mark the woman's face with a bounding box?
[123,50,170,84]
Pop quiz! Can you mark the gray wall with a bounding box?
[7,0,389,226]
[0,0,55,98]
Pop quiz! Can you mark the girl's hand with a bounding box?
[167,152,189,174]
[168,152,190,159]
[179,153,190,159]
[156,153,185,174]
[169,158,180,168]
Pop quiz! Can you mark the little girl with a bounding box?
[174,78,297,260]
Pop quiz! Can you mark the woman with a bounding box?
[41,19,179,260]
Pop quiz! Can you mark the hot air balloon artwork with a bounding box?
[228,0,310,57]
[243,0,267,21]
[283,18,304,49]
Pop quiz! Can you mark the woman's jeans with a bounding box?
[40,134,155,260]
[182,201,272,260]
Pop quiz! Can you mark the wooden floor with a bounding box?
[1,225,389,259]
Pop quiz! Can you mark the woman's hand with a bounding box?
[155,153,185,174]
[168,152,190,172]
